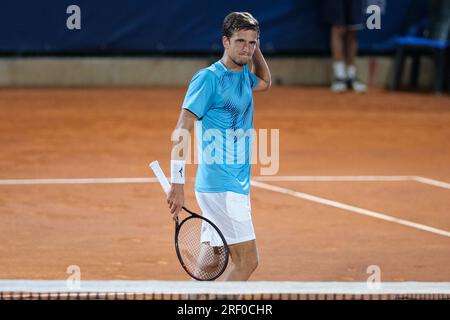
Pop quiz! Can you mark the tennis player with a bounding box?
[167,12,271,281]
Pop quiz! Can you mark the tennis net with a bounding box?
[1,281,449,300]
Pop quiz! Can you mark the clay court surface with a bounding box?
[0,87,449,282]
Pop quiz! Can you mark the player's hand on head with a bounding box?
[167,183,184,219]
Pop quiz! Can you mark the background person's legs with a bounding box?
[343,0,367,92]
[324,0,367,93]
[331,25,348,92]
[345,28,367,93]
[322,0,348,92]
[223,239,258,281]
[345,29,358,67]
[331,25,346,63]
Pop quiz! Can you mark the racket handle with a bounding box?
[149,160,171,195]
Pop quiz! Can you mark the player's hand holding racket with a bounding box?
[149,161,229,281]
[167,182,185,219]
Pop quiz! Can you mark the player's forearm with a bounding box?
[171,109,197,161]
[170,110,196,188]
[252,47,271,87]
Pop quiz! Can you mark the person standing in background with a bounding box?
[322,0,368,93]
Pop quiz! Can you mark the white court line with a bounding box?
[2,175,449,188]
[0,175,431,185]
[253,176,415,182]
[412,176,450,190]
[0,176,448,237]
[251,180,450,238]
[0,178,158,185]
[2,176,401,185]
[254,175,450,190]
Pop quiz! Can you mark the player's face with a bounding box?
[223,29,258,66]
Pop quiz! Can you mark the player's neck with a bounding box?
[220,54,244,72]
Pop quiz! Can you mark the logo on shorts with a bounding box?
[178,167,183,178]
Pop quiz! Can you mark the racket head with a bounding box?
[175,212,229,281]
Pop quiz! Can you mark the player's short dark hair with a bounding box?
[222,12,259,38]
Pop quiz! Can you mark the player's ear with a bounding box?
[222,36,230,50]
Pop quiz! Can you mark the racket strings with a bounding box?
[177,218,228,280]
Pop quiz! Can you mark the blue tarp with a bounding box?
[0,0,428,54]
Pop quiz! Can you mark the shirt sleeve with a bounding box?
[182,69,216,119]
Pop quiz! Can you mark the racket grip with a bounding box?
[149,160,171,195]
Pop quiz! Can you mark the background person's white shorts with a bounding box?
[195,191,256,246]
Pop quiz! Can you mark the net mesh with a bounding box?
[177,217,227,281]
[0,281,449,300]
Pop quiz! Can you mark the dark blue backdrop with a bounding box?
[0,0,428,54]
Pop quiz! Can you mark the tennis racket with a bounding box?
[149,161,229,281]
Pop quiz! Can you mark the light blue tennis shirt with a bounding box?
[182,60,259,195]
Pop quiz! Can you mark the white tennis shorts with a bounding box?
[195,191,256,246]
